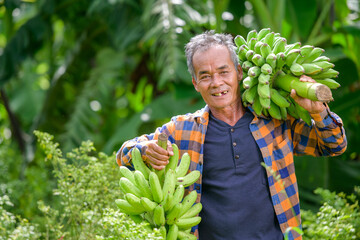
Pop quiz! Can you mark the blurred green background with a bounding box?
[0,0,359,231]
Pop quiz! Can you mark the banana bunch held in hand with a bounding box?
[116,133,201,240]
[235,28,340,125]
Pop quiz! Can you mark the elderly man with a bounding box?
[117,31,347,240]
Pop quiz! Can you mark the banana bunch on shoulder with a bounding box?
[236,28,340,125]
[115,133,201,240]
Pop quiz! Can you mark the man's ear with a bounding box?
[192,77,199,92]
[237,64,243,82]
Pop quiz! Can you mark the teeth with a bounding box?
[213,91,228,96]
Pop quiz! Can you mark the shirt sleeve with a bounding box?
[116,120,176,167]
[291,104,347,157]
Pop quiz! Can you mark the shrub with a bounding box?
[302,187,360,240]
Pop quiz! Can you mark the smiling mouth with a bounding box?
[212,90,228,96]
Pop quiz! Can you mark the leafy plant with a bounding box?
[33,130,161,239]
[302,187,360,239]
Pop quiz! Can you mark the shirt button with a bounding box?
[235,155,240,159]
[233,142,237,147]
[230,128,234,133]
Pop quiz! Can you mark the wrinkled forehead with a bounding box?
[193,44,229,59]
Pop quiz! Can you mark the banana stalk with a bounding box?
[156,132,168,181]
[273,71,333,102]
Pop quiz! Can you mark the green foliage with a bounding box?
[0,195,41,240]
[32,130,161,239]
[302,187,360,239]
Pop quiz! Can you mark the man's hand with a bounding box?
[143,140,173,170]
[290,75,326,114]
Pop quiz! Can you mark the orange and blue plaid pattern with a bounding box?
[117,105,347,240]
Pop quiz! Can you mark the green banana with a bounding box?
[261,63,273,75]
[313,61,334,71]
[131,147,151,180]
[234,35,247,48]
[257,28,271,41]
[161,191,174,212]
[276,52,286,70]
[177,230,197,240]
[260,43,272,58]
[254,41,263,54]
[248,38,257,50]
[238,45,248,61]
[153,204,166,226]
[286,97,299,119]
[290,63,305,76]
[128,214,144,224]
[119,166,136,186]
[125,193,147,212]
[259,96,271,109]
[294,102,312,126]
[301,63,323,75]
[119,177,142,197]
[311,68,339,79]
[285,49,301,66]
[140,197,158,212]
[162,169,176,197]
[134,170,153,200]
[252,54,266,66]
[314,56,330,62]
[268,100,282,120]
[258,73,270,85]
[176,216,202,230]
[175,153,191,178]
[263,32,275,47]
[284,42,301,54]
[168,184,185,211]
[257,83,271,99]
[266,53,277,69]
[315,78,341,89]
[252,94,263,116]
[166,143,179,172]
[270,88,290,107]
[302,47,324,63]
[272,38,286,54]
[177,170,201,187]
[246,29,257,43]
[149,171,163,203]
[166,203,182,225]
[166,224,178,240]
[248,66,261,77]
[245,85,257,104]
[179,190,198,217]
[296,45,315,64]
[180,202,203,219]
[242,60,253,72]
[280,106,287,120]
[246,50,255,61]
[160,225,167,239]
[115,198,144,215]
[242,76,258,89]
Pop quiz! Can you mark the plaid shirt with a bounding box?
[117,105,347,240]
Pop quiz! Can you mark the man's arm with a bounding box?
[290,75,347,156]
[116,122,175,170]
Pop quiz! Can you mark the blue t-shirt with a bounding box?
[198,110,283,240]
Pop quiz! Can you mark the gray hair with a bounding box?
[185,30,239,81]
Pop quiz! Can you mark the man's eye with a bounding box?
[201,75,210,80]
[220,71,228,74]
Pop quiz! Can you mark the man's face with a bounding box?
[192,45,243,111]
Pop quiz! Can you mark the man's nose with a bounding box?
[211,73,223,86]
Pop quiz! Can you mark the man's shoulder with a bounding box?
[171,105,209,123]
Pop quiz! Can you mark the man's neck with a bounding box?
[209,100,246,126]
